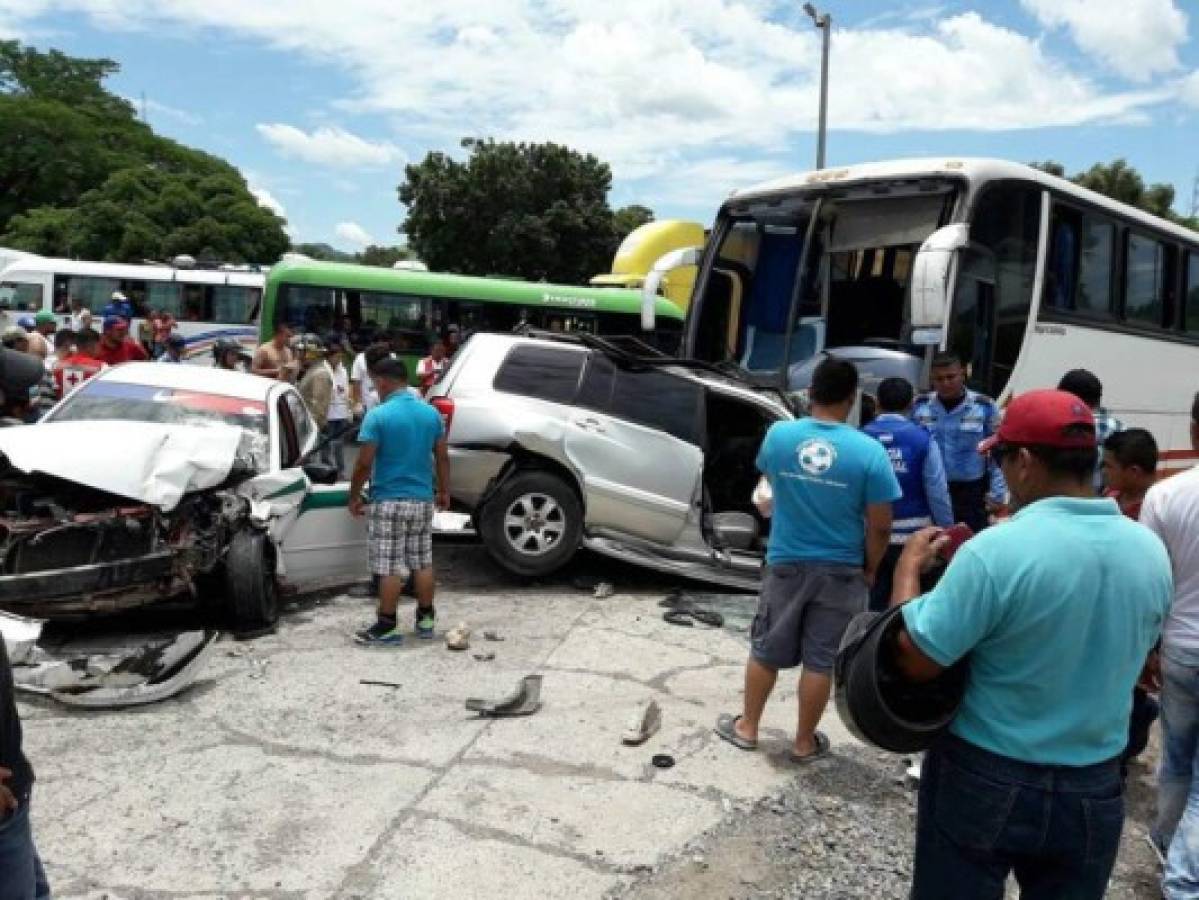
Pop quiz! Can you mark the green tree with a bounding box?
[399,138,619,283]
[356,244,413,267]
[0,41,288,260]
[5,166,289,263]
[291,242,355,262]
[612,204,654,245]
[1031,159,1187,227]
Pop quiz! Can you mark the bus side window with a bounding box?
[1044,208,1079,310]
[1185,252,1199,334]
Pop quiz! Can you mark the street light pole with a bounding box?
[803,3,831,170]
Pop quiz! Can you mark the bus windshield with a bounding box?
[689,182,958,387]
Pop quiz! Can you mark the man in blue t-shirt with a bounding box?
[716,357,900,762]
[348,355,449,646]
[890,389,1171,899]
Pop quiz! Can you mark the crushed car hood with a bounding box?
[0,421,243,511]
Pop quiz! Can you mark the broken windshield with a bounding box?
[688,182,958,387]
[49,380,269,437]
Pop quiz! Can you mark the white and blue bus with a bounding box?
[0,253,265,361]
[643,158,1199,474]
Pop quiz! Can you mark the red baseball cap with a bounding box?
[978,389,1095,453]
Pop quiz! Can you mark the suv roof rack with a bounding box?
[510,327,767,391]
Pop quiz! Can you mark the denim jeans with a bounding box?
[0,800,50,900]
[1157,657,1199,898]
[912,734,1124,900]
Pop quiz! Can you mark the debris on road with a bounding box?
[14,630,218,709]
[651,753,675,769]
[0,610,44,664]
[465,673,542,717]
[593,582,616,599]
[445,622,471,651]
[622,699,662,746]
[359,679,403,689]
[482,630,505,642]
[472,651,495,662]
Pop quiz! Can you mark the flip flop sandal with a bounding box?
[714,713,757,751]
[790,731,831,764]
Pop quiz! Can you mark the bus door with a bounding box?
[947,184,1042,398]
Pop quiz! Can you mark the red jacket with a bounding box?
[94,338,149,366]
[53,353,106,398]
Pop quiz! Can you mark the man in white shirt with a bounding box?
[350,345,380,420]
[1143,392,1199,898]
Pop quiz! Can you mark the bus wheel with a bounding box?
[225,529,280,633]
[480,470,582,577]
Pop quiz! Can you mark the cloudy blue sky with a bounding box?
[4,0,1199,253]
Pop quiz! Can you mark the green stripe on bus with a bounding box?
[264,479,307,500]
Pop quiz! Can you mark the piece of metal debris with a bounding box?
[360,679,403,689]
[622,699,662,746]
[465,674,542,717]
[14,630,218,709]
[445,622,471,651]
[0,611,44,665]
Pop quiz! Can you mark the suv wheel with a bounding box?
[480,469,582,577]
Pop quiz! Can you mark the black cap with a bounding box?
[369,355,407,381]
[0,347,46,397]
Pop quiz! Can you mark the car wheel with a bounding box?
[479,469,582,577]
[225,529,279,631]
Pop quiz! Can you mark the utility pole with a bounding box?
[803,3,831,170]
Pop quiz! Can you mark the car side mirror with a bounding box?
[302,462,340,485]
[641,246,702,331]
[910,223,968,331]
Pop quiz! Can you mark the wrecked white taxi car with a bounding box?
[0,363,367,629]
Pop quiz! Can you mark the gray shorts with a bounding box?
[751,562,868,674]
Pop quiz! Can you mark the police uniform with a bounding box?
[911,390,1006,533]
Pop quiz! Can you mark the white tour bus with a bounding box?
[0,253,265,361]
[642,158,1199,474]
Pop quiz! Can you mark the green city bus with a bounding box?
[259,258,685,369]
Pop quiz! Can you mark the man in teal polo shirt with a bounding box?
[889,389,1171,899]
[349,355,449,646]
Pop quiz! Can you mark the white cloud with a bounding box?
[256,123,403,169]
[1182,71,1199,109]
[334,221,374,248]
[249,185,287,219]
[119,95,202,126]
[1021,0,1189,82]
[3,1,1189,200]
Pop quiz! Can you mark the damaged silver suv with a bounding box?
[427,333,793,589]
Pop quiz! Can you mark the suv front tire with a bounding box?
[479,469,583,577]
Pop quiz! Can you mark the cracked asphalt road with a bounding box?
[19,542,864,899]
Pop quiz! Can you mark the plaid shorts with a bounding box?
[367,500,434,576]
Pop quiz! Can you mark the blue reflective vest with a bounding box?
[865,415,933,538]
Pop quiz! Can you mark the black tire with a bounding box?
[225,529,279,631]
[479,469,582,577]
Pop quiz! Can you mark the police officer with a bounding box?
[911,352,1005,532]
[864,377,954,611]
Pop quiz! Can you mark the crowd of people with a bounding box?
[715,351,1199,898]
[6,294,1199,897]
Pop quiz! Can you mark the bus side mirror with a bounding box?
[910,223,968,333]
[641,246,702,331]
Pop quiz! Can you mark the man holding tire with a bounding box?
[889,390,1171,899]
[349,355,449,646]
